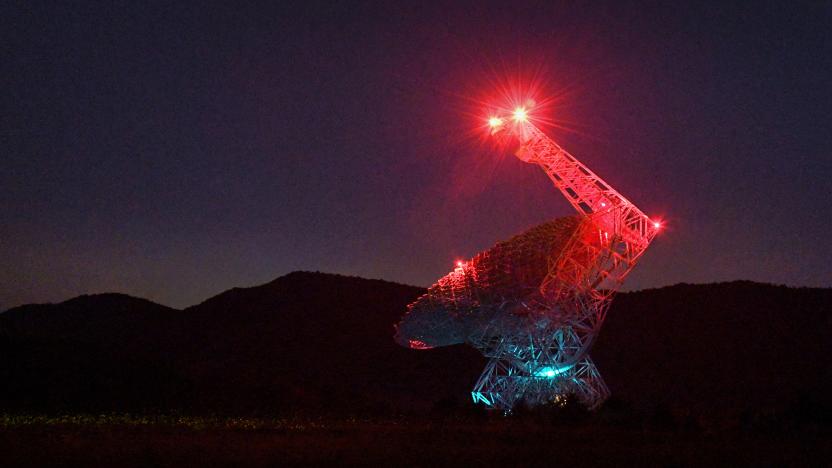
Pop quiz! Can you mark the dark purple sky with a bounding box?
[2,2,831,309]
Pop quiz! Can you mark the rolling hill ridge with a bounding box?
[1,272,830,421]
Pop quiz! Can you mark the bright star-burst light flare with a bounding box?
[512,107,528,122]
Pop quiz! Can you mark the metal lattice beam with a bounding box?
[395,114,659,413]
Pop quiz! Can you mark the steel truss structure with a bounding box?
[395,113,659,412]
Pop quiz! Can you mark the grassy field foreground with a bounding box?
[1,414,830,466]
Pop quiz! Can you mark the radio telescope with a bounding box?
[394,104,661,412]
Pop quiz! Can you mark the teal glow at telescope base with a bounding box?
[534,365,572,378]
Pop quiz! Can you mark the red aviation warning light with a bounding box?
[488,116,505,136]
[512,107,528,122]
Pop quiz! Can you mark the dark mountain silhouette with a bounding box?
[594,281,832,422]
[1,272,830,422]
[0,272,482,415]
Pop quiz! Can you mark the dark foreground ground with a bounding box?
[1,414,829,467]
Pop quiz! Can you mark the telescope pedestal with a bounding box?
[471,355,609,412]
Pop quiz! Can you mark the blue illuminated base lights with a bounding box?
[471,355,609,412]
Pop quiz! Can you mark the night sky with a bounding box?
[2,2,831,310]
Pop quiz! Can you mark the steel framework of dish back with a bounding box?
[395,108,660,412]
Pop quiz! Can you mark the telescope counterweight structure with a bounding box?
[395,110,659,412]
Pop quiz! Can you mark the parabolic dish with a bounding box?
[395,215,580,349]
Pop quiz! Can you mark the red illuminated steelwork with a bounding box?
[395,103,660,412]
[492,114,659,301]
